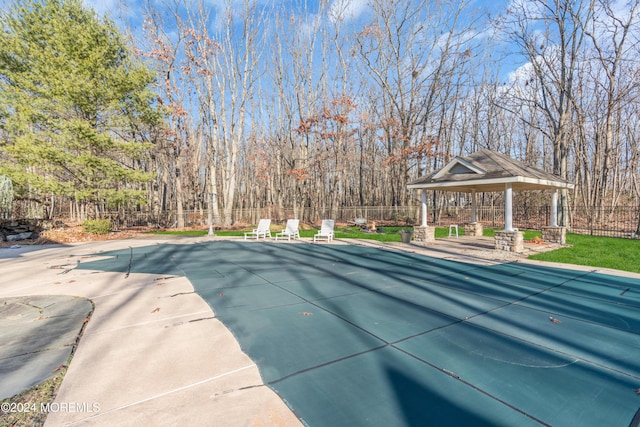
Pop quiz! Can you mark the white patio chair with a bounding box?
[313,219,335,243]
[275,219,300,241]
[244,219,271,240]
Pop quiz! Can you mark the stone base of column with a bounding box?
[464,222,483,237]
[541,226,566,244]
[495,230,524,253]
[413,226,435,244]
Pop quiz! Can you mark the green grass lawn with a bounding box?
[484,229,639,273]
[149,227,639,274]
[528,234,640,274]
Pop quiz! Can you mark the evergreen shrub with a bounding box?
[82,219,111,234]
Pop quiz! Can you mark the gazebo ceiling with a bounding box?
[407,149,574,193]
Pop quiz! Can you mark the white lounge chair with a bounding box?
[244,219,271,240]
[275,219,300,241]
[313,219,334,242]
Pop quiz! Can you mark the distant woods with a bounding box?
[1,0,639,225]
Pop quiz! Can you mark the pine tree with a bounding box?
[0,0,161,217]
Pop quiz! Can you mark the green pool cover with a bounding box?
[78,241,640,427]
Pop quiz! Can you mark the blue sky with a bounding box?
[78,0,509,23]
[78,0,511,41]
[70,0,524,84]
[0,0,527,81]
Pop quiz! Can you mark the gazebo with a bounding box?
[407,149,574,252]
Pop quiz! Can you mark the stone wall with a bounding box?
[0,219,42,242]
[494,230,524,253]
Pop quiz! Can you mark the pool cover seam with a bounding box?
[268,344,389,385]
[224,254,419,387]
[388,343,553,427]
[537,285,640,310]
[513,298,640,337]
[264,306,553,426]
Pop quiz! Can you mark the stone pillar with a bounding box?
[494,230,524,253]
[413,226,435,244]
[464,222,483,237]
[541,226,566,244]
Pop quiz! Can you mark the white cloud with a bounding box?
[328,0,369,23]
[608,0,633,21]
[588,0,640,50]
[507,61,534,84]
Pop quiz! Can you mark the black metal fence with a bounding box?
[99,204,640,239]
[569,206,640,238]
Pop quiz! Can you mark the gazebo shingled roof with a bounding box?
[407,149,574,192]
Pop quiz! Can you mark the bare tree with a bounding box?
[265,1,334,221]
[143,2,193,227]
[159,0,266,226]
[582,0,640,210]
[499,0,595,225]
[355,0,481,206]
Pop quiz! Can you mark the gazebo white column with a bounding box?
[421,190,428,226]
[550,189,558,227]
[504,183,513,232]
[471,189,477,223]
